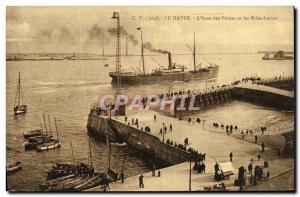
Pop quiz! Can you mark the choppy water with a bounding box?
[6,53,294,191]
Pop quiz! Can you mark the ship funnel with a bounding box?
[112,12,119,19]
[168,52,172,69]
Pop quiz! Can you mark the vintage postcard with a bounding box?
[6,6,295,192]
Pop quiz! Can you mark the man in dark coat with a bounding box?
[261,142,265,152]
[139,174,144,188]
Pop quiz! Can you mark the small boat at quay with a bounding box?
[36,139,61,151]
[36,117,61,152]
[40,174,106,192]
[27,135,53,142]
[23,129,42,138]
[47,163,95,180]
[25,137,54,150]
[7,161,22,175]
[40,138,119,191]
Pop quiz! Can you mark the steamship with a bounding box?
[109,52,219,84]
[109,12,218,84]
[262,51,294,60]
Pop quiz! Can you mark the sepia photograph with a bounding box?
[5,5,295,192]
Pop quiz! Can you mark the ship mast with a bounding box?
[102,32,105,56]
[137,27,145,76]
[126,35,128,56]
[14,72,21,108]
[193,31,197,72]
[112,12,121,88]
[18,72,21,106]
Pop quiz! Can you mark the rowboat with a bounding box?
[36,139,61,151]
[7,161,22,175]
[25,138,54,150]
[47,163,94,180]
[73,175,103,191]
[23,129,42,138]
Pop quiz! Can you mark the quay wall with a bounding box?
[87,113,190,165]
[254,77,294,91]
[232,86,294,110]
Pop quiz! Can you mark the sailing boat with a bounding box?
[106,134,118,182]
[36,117,61,151]
[14,71,27,115]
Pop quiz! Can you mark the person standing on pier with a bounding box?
[248,162,253,174]
[169,124,172,132]
[154,114,157,121]
[261,142,265,152]
[135,118,139,125]
[261,126,265,135]
[229,152,233,162]
[230,125,233,134]
[164,126,167,133]
[226,125,229,133]
[139,174,144,188]
[184,137,189,147]
[255,135,258,144]
[120,171,125,183]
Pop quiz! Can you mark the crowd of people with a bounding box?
[231,76,262,86]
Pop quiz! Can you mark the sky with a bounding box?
[6,6,294,54]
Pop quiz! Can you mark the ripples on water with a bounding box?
[6,54,294,191]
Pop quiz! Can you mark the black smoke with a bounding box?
[88,24,104,40]
[107,26,138,45]
[143,42,170,54]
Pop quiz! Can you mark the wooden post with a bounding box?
[189,153,192,191]
[70,139,76,166]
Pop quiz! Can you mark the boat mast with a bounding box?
[18,72,21,106]
[137,27,145,76]
[48,115,52,136]
[43,113,48,135]
[54,117,58,140]
[14,72,20,109]
[193,31,197,72]
[88,138,93,167]
[106,134,111,170]
[15,72,21,107]
[70,138,76,166]
[40,121,44,142]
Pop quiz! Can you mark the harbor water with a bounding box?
[6,53,294,191]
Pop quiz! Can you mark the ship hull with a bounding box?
[110,66,219,84]
[262,57,294,60]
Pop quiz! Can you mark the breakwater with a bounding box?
[254,76,294,91]
[87,113,190,165]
